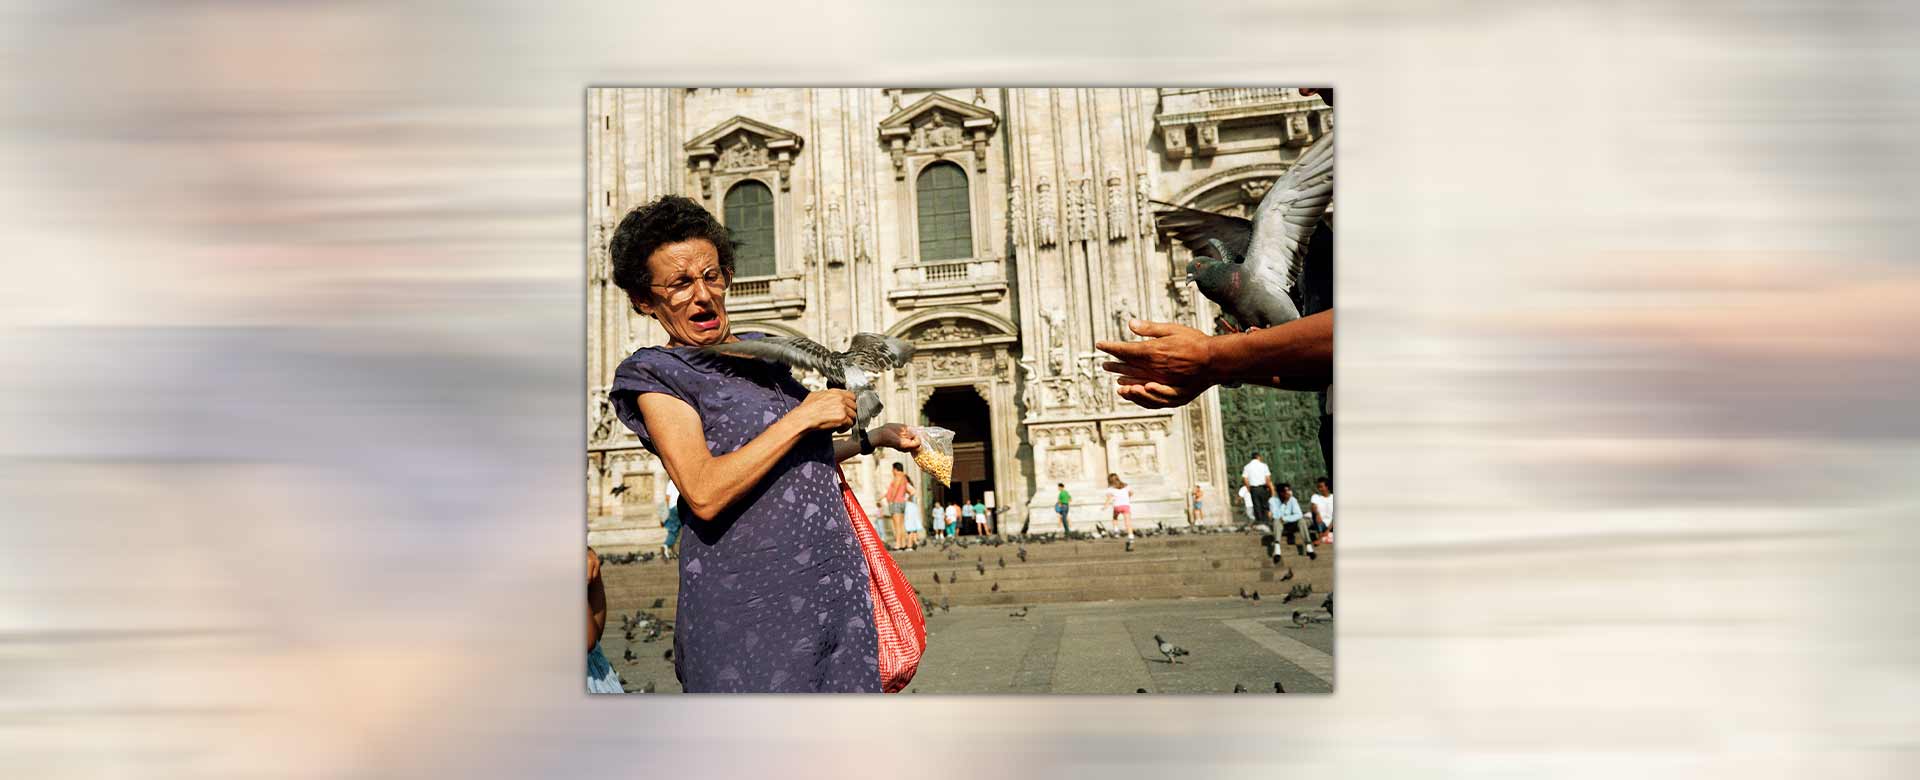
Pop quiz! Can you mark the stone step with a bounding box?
[602,531,1332,623]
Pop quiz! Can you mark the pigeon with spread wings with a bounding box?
[700,333,916,434]
[1152,129,1333,333]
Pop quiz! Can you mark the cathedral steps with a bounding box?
[601,530,1331,622]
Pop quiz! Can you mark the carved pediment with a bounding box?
[877,93,999,178]
[685,116,804,195]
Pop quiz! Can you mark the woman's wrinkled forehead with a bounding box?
[647,239,721,279]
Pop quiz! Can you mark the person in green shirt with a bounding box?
[1054,483,1072,533]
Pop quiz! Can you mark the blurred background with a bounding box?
[2,1,1917,777]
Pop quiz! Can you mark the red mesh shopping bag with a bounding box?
[836,466,926,693]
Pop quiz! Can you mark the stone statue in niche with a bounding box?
[1019,357,1039,412]
[1040,308,1068,373]
[1035,177,1058,248]
[1075,353,1105,412]
[1008,186,1028,247]
[1111,298,1137,337]
[825,200,846,267]
[801,197,818,267]
[852,194,872,264]
[1105,169,1128,241]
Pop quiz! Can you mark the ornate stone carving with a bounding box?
[1046,449,1081,481]
[912,111,965,150]
[1135,173,1154,239]
[1187,405,1212,483]
[926,350,976,379]
[1075,352,1108,412]
[1105,169,1128,241]
[1118,442,1159,475]
[1035,177,1058,248]
[590,387,615,444]
[1240,178,1273,205]
[919,319,985,344]
[825,200,846,267]
[718,133,768,169]
[685,116,802,195]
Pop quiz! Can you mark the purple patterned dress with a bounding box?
[611,334,879,692]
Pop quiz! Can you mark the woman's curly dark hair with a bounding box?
[608,195,736,310]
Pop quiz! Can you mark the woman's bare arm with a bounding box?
[637,389,854,521]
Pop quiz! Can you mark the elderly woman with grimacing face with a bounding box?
[605,195,920,693]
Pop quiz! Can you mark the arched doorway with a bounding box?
[920,385,996,534]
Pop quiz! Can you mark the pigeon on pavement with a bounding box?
[1155,634,1190,664]
[701,333,915,433]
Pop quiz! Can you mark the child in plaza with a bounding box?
[927,497,943,541]
[1103,473,1135,539]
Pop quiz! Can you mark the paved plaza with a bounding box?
[605,593,1334,694]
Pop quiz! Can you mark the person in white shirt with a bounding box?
[1241,454,1275,527]
[1102,473,1135,539]
[1273,483,1305,558]
[1309,476,1333,538]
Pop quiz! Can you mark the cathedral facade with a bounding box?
[586,88,1331,547]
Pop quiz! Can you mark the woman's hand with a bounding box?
[870,423,921,453]
[788,389,857,432]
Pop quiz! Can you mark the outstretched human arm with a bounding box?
[637,388,855,521]
[829,423,924,462]
[586,548,606,652]
[1096,311,1333,409]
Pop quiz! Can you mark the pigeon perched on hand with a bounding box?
[1152,130,1334,333]
[1155,634,1190,664]
[700,332,916,434]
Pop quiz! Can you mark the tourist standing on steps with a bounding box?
[1242,453,1276,528]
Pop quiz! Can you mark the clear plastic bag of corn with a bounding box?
[911,426,956,487]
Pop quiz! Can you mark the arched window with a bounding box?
[915,162,972,261]
[724,180,776,277]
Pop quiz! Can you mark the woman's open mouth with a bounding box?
[688,310,721,331]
